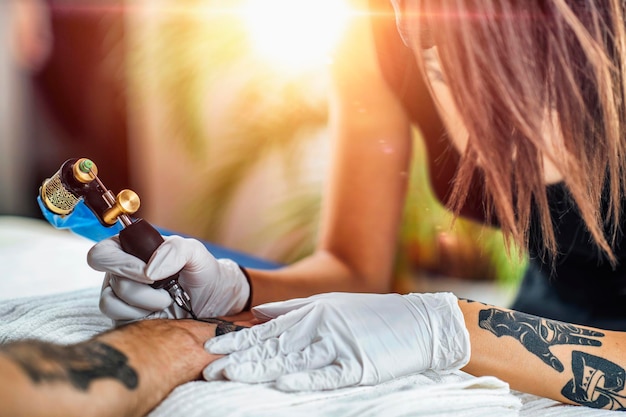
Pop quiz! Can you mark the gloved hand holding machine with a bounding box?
[38,157,471,392]
[39,157,197,317]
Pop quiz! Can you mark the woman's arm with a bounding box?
[87,0,417,323]
[0,317,252,417]
[248,0,413,305]
[460,299,626,409]
[204,293,626,411]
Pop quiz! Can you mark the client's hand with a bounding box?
[88,235,250,325]
[202,292,470,391]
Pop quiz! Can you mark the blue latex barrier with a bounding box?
[38,197,281,270]
[37,196,125,241]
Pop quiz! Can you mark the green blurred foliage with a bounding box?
[127,0,526,285]
[399,130,527,285]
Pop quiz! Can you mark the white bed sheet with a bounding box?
[0,216,620,416]
[0,216,103,299]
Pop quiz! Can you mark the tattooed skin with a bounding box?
[478,308,604,372]
[423,49,445,84]
[1,340,138,390]
[196,318,247,336]
[459,298,488,306]
[562,351,626,410]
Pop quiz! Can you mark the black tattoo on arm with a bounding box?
[562,351,626,410]
[478,308,604,372]
[195,318,247,336]
[459,298,489,306]
[0,340,138,391]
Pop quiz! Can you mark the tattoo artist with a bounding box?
[86,0,626,411]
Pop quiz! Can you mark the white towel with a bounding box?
[0,287,523,417]
[0,216,103,300]
[0,288,111,345]
[153,372,520,417]
[0,217,616,417]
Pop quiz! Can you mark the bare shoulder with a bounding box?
[330,0,393,98]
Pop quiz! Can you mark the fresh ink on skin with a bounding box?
[478,308,604,372]
[459,298,489,306]
[195,318,247,336]
[1,340,138,390]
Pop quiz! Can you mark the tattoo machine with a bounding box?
[39,157,197,318]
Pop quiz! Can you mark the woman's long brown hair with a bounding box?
[414,0,626,266]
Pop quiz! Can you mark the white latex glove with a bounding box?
[203,292,470,391]
[87,235,250,325]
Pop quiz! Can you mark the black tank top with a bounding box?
[369,0,626,328]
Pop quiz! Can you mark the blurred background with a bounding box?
[1,0,526,299]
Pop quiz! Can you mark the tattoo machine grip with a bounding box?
[119,219,194,316]
[40,158,196,317]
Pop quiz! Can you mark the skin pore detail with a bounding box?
[0,318,255,417]
[0,340,138,391]
[0,317,248,396]
[478,308,604,372]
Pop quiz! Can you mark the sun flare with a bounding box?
[242,0,351,72]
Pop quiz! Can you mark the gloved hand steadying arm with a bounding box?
[202,292,470,391]
[87,235,250,326]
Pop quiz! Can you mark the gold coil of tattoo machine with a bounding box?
[40,158,196,317]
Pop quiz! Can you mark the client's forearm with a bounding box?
[0,318,248,417]
[460,299,626,410]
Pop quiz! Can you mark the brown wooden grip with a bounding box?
[118,219,179,290]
